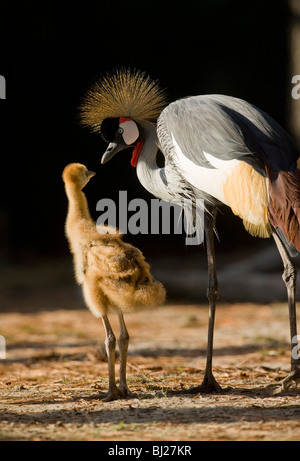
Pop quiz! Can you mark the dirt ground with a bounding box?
[0,302,300,441]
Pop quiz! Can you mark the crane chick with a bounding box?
[62,163,166,401]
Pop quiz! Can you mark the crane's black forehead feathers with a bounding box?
[101,118,119,143]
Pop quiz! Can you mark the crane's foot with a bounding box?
[101,390,123,402]
[185,372,223,394]
[272,368,300,395]
[118,384,134,398]
[100,384,133,402]
[100,386,127,402]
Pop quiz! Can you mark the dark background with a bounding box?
[0,0,298,306]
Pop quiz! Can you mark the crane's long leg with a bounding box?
[101,314,123,401]
[272,231,300,391]
[187,206,222,393]
[117,312,133,397]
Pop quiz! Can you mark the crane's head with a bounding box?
[80,68,166,167]
[62,163,96,190]
[100,116,143,167]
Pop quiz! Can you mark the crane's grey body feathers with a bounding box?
[158,95,299,176]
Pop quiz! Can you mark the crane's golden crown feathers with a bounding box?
[80,68,166,132]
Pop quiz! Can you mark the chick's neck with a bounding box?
[65,183,92,223]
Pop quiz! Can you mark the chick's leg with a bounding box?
[117,312,132,397]
[101,314,123,401]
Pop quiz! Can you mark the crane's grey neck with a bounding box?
[135,123,208,241]
[136,123,171,201]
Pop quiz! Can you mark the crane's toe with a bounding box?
[100,385,133,402]
[185,373,224,394]
[118,384,134,398]
[100,387,127,402]
[273,368,300,394]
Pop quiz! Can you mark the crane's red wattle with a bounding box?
[131,141,144,167]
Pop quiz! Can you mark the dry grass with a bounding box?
[0,303,299,441]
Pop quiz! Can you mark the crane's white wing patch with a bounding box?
[171,134,239,204]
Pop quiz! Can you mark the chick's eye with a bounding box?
[118,127,124,135]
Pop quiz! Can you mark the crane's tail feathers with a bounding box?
[267,167,300,258]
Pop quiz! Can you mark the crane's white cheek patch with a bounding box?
[120,120,139,145]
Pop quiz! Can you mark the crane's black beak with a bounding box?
[101,142,127,164]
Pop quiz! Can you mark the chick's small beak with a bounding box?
[86,170,96,178]
[101,142,127,164]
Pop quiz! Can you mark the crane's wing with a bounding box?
[158,95,299,176]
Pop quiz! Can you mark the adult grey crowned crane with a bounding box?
[81,68,300,393]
